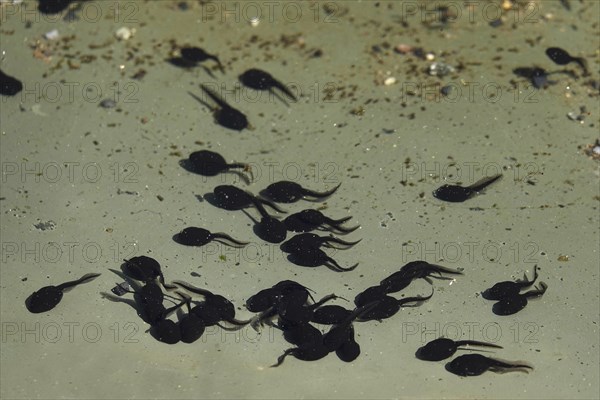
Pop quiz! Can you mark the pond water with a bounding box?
[1,1,598,399]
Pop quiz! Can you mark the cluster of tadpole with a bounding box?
[482,265,547,316]
[178,149,361,272]
[416,337,533,377]
[100,256,463,367]
[167,45,297,130]
[104,256,250,345]
[241,261,463,366]
[513,46,589,88]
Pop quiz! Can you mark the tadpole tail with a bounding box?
[352,300,381,321]
[172,280,213,297]
[58,272,102,290]
[226,162,249,170]
[162,298,188,319]
[188,90,215,112]
[271,349,294,367]
[324,215,353,225]
[207,55,225,73]
[256,196,288,214]
[167,290,190,305]
[456,340,503,349]
[273,81,297,101]
[159,273,178,291]
[468,174,502,193]
[327,222,360,234]
[573,57,589,75]
[268,88,290,106]
[217,318,252,330]
[529,264,539,284]
[302,183,342,200]
[250,198,271,219]
[200,84,230,108]
[249,307,277,332]
[212,232,249,248]
[326,257,358,272]
[428,263,464,275]
[524,282,548,298]
[427,274,454,282]
[397,288,435,307]
[489,358,534,372]
[310,293,338,308]
[324,237,362,249]
[227,162,254,182]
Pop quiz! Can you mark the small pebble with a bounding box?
[441,85,453,97]
[99,98,117,109]
[44,29,59,40]
[115,27,134,41]
[394,44,413,54]
[428,62,454,77]
[489,19,503,27]
[33,220,56,231]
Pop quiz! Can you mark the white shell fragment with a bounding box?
[115,27,135,41]
[428,62,455,77]
[44,29,59,40]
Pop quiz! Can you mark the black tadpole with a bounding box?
[189,86,249,131]
[287,247,358,272]
[26,273,101,313]
[280,233,360,254]
[492,282,548,316]
[211,185,286,213]
[546,47,588,75]
[432,174,502,203]
[482,265,538,300]
[261,181,341,203]
[445,354,533,376]
[239,68,297,105]
[513,67,552,89]
[167,46,224,73]
[174,227,248,248]
[284,209,358,234]
[416,337,503,361]
[121,256,174,289]
[181,47,224,71]
[187,150,252,181]
[0,69,23,96]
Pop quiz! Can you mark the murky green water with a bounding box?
[1,1,599,399]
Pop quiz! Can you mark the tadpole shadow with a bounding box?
[100,268,140,315]
[166,58,217,79]
[202,192,219,208]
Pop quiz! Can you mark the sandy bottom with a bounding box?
[1,1,599,399]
